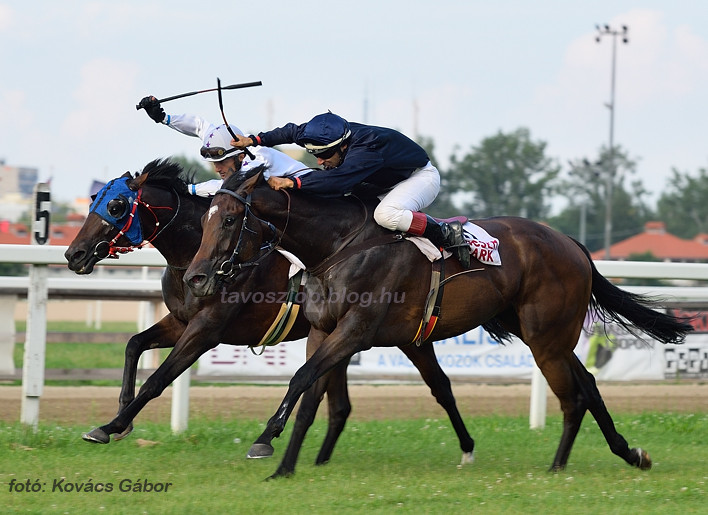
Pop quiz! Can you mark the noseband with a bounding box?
[213,188,281,279]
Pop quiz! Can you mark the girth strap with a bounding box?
[250,270,304,354]
[412,258,445,346]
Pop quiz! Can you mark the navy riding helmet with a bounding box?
[302,112,351,156]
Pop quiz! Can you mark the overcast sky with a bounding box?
[1,1,707,212]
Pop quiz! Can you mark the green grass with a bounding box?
[15,321,140,333]
[1,413,706,514]
[12,324,173,387]
[13,320,139,377]
[14,342,128,370]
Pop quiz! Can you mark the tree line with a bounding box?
[173,129,707,254]
[418,128,707,253]
[15,128,704,258]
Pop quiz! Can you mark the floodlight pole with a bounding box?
[595,24,629,259]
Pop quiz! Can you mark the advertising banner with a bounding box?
[198,309,708,382]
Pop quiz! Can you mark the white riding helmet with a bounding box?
[200,124,245,162]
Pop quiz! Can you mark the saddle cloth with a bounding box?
[276,248,306,278]
[277,222,501,272]
[407,222,502,266]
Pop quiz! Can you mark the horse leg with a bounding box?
[530,347,589,471]
[264,328,349,477]
[265,325,364,479]
[113,314,186,441]
[572,355,652,470]
[246,326,326,458]
[267,360,351,478]
[534,349,649,471]
[82,324,212,444]
[314,360,351,465]
[401,343,475,464]
[303,329,353,467]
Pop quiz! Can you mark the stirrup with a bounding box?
[443,221,470,268]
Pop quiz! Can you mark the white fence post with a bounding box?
[21,265,48,429]
[21,183,51,430]
[0,295,17,375]
[171,369,190,434]
[138,267,160,370]
[529,362,548,429]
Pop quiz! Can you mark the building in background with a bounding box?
[590,221,708,263]
[0,162,38,222]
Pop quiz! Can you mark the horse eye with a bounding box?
[107,199,126,218]
[224,216,236,228]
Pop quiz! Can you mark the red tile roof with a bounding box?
[0,221,83,246]
[590,222,708,261]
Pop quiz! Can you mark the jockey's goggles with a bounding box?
[200,146,241,160]
[308,145,340,159]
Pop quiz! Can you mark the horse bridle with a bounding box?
[213,188,284,279]
[92,187,180,260]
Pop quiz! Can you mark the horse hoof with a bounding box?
[460,451,475,466]
[246,443,274,459]
[634,448,652,470]
[113,423,134,441]
[266,469,293,480]
[82,428,110,444]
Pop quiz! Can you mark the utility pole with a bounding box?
[595,23,629,259]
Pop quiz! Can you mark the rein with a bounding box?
[93,188,180,259]
[216,187,409,278]
[213,188,284,279]
[305,195,372,276]
[307,233,406,276]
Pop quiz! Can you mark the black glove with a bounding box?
[138,96,166,123]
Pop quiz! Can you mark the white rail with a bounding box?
[2,243,708,432]
[0,243,166,267]
[0,244,175,431]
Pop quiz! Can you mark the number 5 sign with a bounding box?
[33,183,51,245]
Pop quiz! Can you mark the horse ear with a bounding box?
[128,172,149,191]
[239,168,264,195]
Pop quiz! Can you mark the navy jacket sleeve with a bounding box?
[258,123,309,147]
[258,122,429,197]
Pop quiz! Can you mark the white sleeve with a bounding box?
[163,113,217,141]
[244,147,312,179]
[239,154,270,176]
[188,179,223,197]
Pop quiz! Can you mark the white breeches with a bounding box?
[373,161,440,232]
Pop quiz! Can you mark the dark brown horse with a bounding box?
[65,160,475,468]
[185,170,692,478]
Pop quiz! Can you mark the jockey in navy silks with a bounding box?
[231,112,470,268]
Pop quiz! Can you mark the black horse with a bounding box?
[185,170,692,477]
[65,159,475,468]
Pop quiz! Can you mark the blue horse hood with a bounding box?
[89,177,143,245]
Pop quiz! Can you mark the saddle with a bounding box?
[408,220,502,266]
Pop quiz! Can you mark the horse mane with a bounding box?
[138,159,207,201]
[221,164,267,191]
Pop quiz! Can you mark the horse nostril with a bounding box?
[66,249,85,267]
[188,274,205,286]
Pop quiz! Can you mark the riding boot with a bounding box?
[409,213,470,268]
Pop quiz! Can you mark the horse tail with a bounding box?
[572,239,693,345]
[482,319,515,345]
